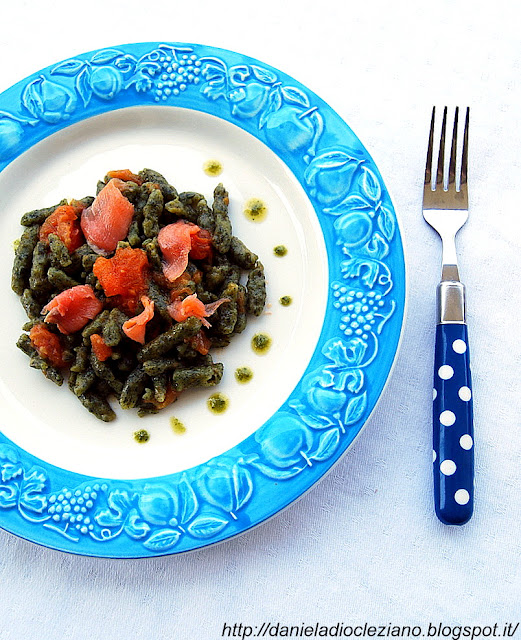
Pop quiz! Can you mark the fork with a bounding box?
[423,106,473,525]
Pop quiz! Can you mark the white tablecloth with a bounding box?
[1,1,520,637]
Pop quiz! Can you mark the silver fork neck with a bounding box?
[442,263,460,281]
[441,234,460,277]
[437,229,466,324]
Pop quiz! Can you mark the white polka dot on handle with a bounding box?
[458,386,472,402]
[452,339,467,354]
[438,365,454,380]
[454,489,470,505]
[433,450,437,462]
[440,459,457,476]
[433,388,437,401]
[440,410,456,426]
[460,434,473,450]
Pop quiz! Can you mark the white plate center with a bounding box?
[0,106,328,479]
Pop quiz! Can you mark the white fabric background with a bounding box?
[1,1,520,637]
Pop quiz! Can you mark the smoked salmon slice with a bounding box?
[42,284,103,334]
[168,293,229,328]
[157,221,212,282]
[80,178,134,255]
[122,296,155,344]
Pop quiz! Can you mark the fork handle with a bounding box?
[433,322,474,525]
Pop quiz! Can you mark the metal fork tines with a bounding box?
[423,106,473,526]
[423,106,469,290]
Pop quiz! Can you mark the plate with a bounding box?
[0,42,405,557]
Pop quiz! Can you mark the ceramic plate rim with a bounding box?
[0,42,406,557]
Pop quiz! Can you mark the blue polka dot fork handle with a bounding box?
[422,106,473,525]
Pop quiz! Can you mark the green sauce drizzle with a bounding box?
[134,429,150,444]
[207,392,229,414]
[273,245,287,257]
[235,366,253,384]
[244,197,267,223]
[170,417,186,435]
[279,295,292,306]
[203,159,223,176]
[251,332,272,355]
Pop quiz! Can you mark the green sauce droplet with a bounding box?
[251,332,272,355]
[203,159,223,176]
[244,197,267,222]
[170,417,186,435]
[134,429,150,444]
[235,366,253,384]
[207,392,229,414]
[279,295,292,306]
[273,245,287,257]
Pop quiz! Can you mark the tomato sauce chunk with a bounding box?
[90,334,113,361]
[29,323,68,368]
[189,228,213,260]
[39,203,85,252]
[93,246,149,314]
[106,169,143,185]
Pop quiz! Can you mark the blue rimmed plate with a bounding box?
[0,42,405,557]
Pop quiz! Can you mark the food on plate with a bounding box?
[207,392,229,414]
[133,429,150,443]
[80,179,135,254]
[243,197,267,223]
[12,168,266,421]
[202,159,223,177]
[273,244,288,257]
[251,332,272,355]
[170,416,187,435]
[235,366,253,384]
